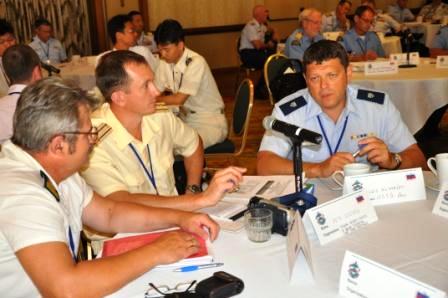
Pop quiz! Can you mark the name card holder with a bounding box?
[339,251,446,298]
[364,61,398,75]
[432,183,448,219]
[390,52,420,66]
[436,56,448,68]
[303,191,377,245]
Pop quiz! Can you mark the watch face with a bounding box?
[188,185,202,193]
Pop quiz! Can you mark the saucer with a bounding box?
[423,171,440,191]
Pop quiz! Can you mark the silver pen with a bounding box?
[352,150,360,158]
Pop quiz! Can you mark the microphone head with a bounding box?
[262,116,275,130]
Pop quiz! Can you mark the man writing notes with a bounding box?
[154,19,227,149]
[0,77,241,297]
[341,5,386,61]
[82,50,245,209]
[257,40,426,177]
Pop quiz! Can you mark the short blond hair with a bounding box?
[298,8,322,28]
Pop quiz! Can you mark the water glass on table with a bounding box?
[244,208,273,243]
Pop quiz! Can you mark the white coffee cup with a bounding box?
[427,153,448,186]
[332,163,371,187]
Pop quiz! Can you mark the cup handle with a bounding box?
[332,171,345,187]
[427,157,438,176]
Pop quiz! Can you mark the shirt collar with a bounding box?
[7,84,26,94]
[34,35,49,45]
[173,47,191,73]
[98,103,160,150]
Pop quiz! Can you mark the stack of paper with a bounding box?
[102,230,213,270]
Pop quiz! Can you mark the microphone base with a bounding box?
[275,191,317,217]
[399,64,417,68]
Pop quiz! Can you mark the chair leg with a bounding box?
[235,67,242,93]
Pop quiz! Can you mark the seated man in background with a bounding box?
[257,40,426,178]
[322,0,352,33]
[430,25,448,56]
[97,14,158,71]
[239,4,278,98]
[0,19,17,97]
[128,10,157,53]
[29,18,67,64]
[341,5,386,61]
[285,8,324,62]
[0,77,228,297]
[418,0,448,23]
[82,50,244,209]
[0,45,42,143]
[154,19,228,149]
[388,0,415,23]
[362,0,403,35]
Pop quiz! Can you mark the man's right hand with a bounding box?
[198,166,246,208]
[150,230,200,265]
[313,152,355,177]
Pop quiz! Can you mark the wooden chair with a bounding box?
[205,79,254,164]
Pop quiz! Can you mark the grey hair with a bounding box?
[298,8,322,28]
[12,77,95,152]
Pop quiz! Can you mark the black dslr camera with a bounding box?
[248,196,294,236]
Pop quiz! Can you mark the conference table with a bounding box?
[57,58,96,91]
[108,173,448,298]
[351,58,448,134]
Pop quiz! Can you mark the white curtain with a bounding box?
[1,0,92,57]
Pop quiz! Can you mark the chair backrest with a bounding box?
[264,53,292,105]
[231,78,254,155]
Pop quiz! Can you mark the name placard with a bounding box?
[432,183,448,219]
[390,52,420,65]
[436,55,448,68]
[364,61,398,75]
[303,191,377,245]
[286,211,314,279]
[339,251,446,298]
[343,168,426,206]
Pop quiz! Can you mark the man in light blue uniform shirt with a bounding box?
[28,18,67,64]
[257,40,426,177]
[285,8,324,62]
[322,0,352,33]
[388,0,415,23]
[430,26,448,56]
[341,5,385,61]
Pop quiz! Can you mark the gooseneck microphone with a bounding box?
[40,62,61,74]
[263,116,322,144]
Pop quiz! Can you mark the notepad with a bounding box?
[102,229,214,270]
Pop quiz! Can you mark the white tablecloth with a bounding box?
[351,59,448,134]
[108,175,448,298]
[58,61,96,91]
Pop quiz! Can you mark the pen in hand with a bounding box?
[173,262,224,272]
[352,150,360,158]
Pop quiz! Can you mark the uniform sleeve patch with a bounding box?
[356,89,385,105]
[279,96,307,116]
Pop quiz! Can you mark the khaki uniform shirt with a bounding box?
[81,104,199,196]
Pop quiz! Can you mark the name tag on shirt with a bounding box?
[339,251,446,298]
[343,168,426,206]
[390,52,420,65]
[436,55,448,68]
[303,191,377,245]
[364,61,398,75]
[432,183,448,219]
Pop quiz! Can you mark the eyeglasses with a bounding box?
[304,18,322,26]
[145,280,197,298]
[359,17,374,24]
[62,126,98,143]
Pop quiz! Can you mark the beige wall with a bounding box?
[103,0,426,69]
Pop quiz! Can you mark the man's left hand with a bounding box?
[358,137,395,169]
[178,212,220,241]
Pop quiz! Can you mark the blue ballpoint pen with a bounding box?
[173,262,224,272]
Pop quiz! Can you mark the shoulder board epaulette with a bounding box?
[96,122,112,144]
[279,96,307,116]
[40,170,60,202]
[357,89,385,105]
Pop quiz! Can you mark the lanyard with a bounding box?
[317,115,349,156]
[40,171,77,263]
[128,143,159,195]
[356,38,366,54]
[172,68,183,93]
[39,41,50,60]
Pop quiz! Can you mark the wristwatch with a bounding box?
[391,153,402,170]
[186,184,202,193]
